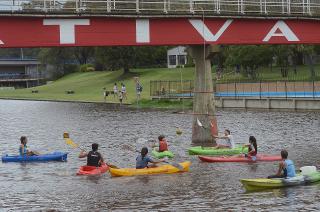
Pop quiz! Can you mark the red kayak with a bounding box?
[77,164,109,175]
[199,154,282,163]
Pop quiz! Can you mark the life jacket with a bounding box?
[19,144,27,156]
[159,140,168,152]
[284,159,296,178]
[87,151,101,167]
[248,143,257,156]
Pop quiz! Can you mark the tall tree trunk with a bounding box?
[189,45,218,145]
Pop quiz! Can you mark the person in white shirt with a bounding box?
[121,83,127,100]
[213,129,235,149]
[113,83,118,98]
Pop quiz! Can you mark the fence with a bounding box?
[0,0,320,16]
[150,80,320,98]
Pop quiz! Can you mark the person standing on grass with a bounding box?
[121,83,127,100]
[103,87,108,102]
[113,83,118,99]
[136,81,143,100]
[119,91,123,105]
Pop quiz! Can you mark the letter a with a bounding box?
[263,20,299,42]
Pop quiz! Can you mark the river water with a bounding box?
[0,100,320,211]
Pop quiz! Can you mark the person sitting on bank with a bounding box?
[153,135,169,152]
[79,143,104,167]
[136,147,165,169]
[213,129,235,149]
[268,150,296,179]
[19,136,39,156]
[242,136,258,160]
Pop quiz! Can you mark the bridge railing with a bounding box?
[1,0,320,16]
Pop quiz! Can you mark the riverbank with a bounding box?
[0,65,318,109]
[0,67,195,109]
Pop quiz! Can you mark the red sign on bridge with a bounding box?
[0,17,319,47]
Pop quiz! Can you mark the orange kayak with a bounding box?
[76,163,109,175]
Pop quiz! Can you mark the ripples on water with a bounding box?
[0,100,320,211]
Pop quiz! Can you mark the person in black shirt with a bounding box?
[78,143,104,167]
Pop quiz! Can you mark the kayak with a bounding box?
[188,145,248,156]
[241,171,320,191]
[77,163,109,176]
[151,148,174,159]
[109,161,191,177]
[2,152,68,162]
[198,154,282,163]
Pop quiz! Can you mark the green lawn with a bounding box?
[0,65,318,108]
[0,67,195,105]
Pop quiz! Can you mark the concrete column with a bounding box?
[189,45,218,145]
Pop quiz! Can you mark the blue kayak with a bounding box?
[2,152,68,162]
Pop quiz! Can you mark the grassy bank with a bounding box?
[0,65,318,109]
[0,67,195,108]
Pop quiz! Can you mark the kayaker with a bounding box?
[19,136,39,156]
[136,147,165,169]
[268,150,296,179]
[213,129,235,149]
[78,143,104,167]
[153,135,168,152]
[242,136,258,160]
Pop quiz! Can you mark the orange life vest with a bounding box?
[159,140,168,152]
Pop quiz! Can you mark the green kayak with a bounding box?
[152,149,174,159]
[188,145,248,156]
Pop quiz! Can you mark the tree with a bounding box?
[272,45,292,78]
[72,47,94,65]
[94,46,168,72]
[38,48,75,78]
[225,45,273,79]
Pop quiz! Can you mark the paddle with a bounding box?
[63,132,85,151]
[162,157,184,171]
[63,132,119,169]
[196,118,215,129]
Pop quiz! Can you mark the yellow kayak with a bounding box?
[109,161,191,177]
[241,171,320,191]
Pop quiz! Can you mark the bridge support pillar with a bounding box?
[189,45,218,145]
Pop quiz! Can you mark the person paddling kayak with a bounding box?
[19,136,39,156]
[153,135,169,152]
[136,147,165,169]
[242,136,258,161]
[213,129,235,149]
[79,143,104,167]
[268,150,296,179]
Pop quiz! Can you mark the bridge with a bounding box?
[1,0,319,17]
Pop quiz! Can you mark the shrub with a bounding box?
[79,64,95,72]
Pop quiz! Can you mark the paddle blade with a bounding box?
[64,138,79,148]
[63,132,70,139]
[196,118,203,127]
[163,161,184,171]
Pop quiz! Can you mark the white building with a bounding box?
[167,46,188,68]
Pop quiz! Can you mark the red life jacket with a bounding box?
[159,140,168,152]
